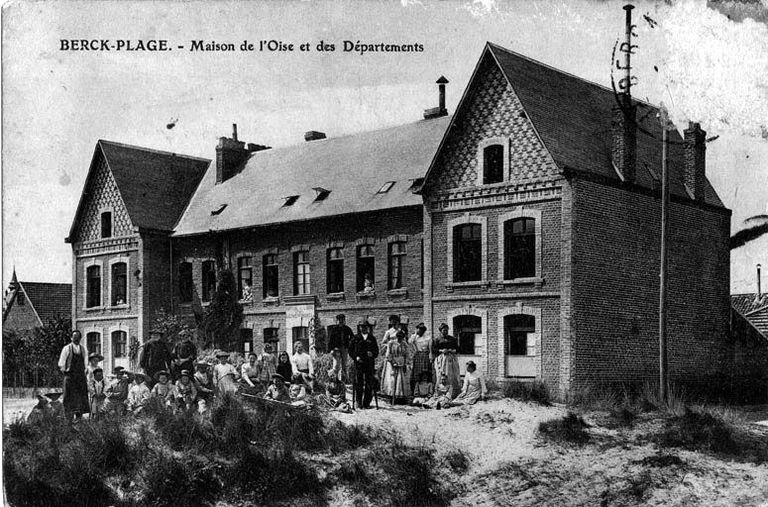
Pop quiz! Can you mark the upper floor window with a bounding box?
[504,218,536,279]
[483,144,504,184]
[294,251,310,295]
[504,314,535,356]
[112,330,127,358]
[101,211,112,238]
[111,262,127,306]
[86,265,101,308]
[327,248,344,294]
[453,224,482,282]
[238,257,253,301]
[202,260,216,302]
[263,254,279,298]
[356,244,375,292]
[179,262,193,303]
[388,242,406,290]
[454,315,481,355]
[86,332,101,356]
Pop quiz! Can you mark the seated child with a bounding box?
[27,395,52,424]
[264,373,291,403]
[88,367,107,418]
[150,370,175,407]
[411,372,434,406]
[127,372,151,414]
[193,362,214,414]
[422,373,454,410]
[175,370,198,411]
[289,381,308,406]
[105,369,130,416]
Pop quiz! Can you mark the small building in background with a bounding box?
[3,269,71,334]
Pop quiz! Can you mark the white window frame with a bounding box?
[83,259,104,310]
[476,137,510,186]
[108,325,130,360]
[497,208,543,283]
[445,306,488,376]
[446,214,488,287]
[108,256,130,308]
[498,305,542,378]
[83,327,103,357]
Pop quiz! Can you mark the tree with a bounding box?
[200,270,243,350]
[25,316,71,387]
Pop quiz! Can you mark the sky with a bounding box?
[2,0,767,293]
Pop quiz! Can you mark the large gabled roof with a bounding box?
[172,116,450,237]
[424,42,724,208]
[3,280,71,327]
[68,141,210,240]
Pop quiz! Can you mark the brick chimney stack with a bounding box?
[611,99,637,184]
[683,121,706,201]
[215,124,270,184]
[424,76,449,120]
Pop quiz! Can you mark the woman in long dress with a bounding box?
[213,352,239,394]
[433,323,461,399]
[381,330,410,401]
[257,343,278,383]
[58,330,90,419]
[409,323,431,394]
[445,361,487,407]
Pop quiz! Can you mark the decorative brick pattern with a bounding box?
[75,156,132,242]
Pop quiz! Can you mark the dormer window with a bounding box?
[211,204,228,216]
[483,144,504,184]
[101,211,112,238]
[377,181,395,194]
[409,178,425,192]
[313,188,331,201]
[283,195,300,206]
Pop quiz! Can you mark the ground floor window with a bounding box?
[86,332,101,356]
[112,330,127,358]
[504,314,535,356]
[292,326,309,354]
[453,315,481,355]
[240,328,253,354]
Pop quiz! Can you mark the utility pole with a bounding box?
[658,104,670,402]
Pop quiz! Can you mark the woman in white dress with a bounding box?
[381,330,411,402]
[446,361,488,407]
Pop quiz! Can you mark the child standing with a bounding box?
[175,370,198,411]
[105,369,130,416]
[193,362,214,414]
[127,372,151,414]
[150,370,175,407]
[213,352,239,395]
[88,367,107,418]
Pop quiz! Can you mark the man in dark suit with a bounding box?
[349,319,379,409]
[327,314,355,383]
[138,329,172,387]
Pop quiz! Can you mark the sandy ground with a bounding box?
[334,399,768,506]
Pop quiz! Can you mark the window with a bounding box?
[483,144,504,184]
[283,195,299,206]
[112,330,127,358]
[377,181,395,193]
[238,257,253,300]
[86,265,101,308]
[504,218,536,279]
[453,315,481,355]
[292,326,309,353]
[86,332,101,356]
[240,328,253,354]
[16,291,25,306]
[356,244,375,291]
[101,211,112,238]
[504,314,535,356]
[263,254,279,298]
[293,251,310,295]
[313,187,331,201]
[111,262,127,306]
[179,262,193,303]
[453,224,482,282]
[388,242,406,289]
[264,327,279,343]
[202,261,216,302]
[327,248,344,293]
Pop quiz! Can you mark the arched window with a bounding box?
[504,218,536,279]
[453,224,482,282]
[112,330,127,358]
[86,332,101,356]
[327,248,344,293]
[356,244,375,291]
[179,262,193,303]
[202,260,216,302]
[483,144,504,184]
[388,242,406,290]
[504,314,535,356]
[453,315,481,355]
[86,265,101,308]
[111,262,127,306]
[293,251,310,295]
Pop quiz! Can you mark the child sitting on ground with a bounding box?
[422,373,454,410]
[193,362,214,414]
[175,370,197,411]
[27,395,52,424]
[264,373,291,403]
[411,372,434,406]
[105,369,130,416]
[150,370,175,407]
[127,372,151,414]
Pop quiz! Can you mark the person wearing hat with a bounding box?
[174,369,197,411]
[150,370,175,407]
[349,319,379,409]
[193,362,214,414]
[327,314,354,383]
[127,372,151,414]
[27,394,52,424]
[105,368,130,416]
[57,330,90,420]
[432,323,461,399]
[139,329,173,387]
[264,373,291,403]
[213,352,239,395]
[409,323,432,394]
[87,352,104,384]
[171,331,198,381]
[44,391,65,418]
[88,367,107,419]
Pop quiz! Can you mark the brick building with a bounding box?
[68,43,751,395]
[3,269,71,333]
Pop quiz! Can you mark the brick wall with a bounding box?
[74,154,132,242]
[570,177,731,388]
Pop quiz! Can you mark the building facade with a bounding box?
[69,43,749,395]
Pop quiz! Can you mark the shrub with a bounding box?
[502,380,550,405]
[230,447,322,503]
[140,451,221,507]
[444,448,470,473]
[211,391,254,447]
[538,412,590,445]
[637,453,685,468]
[609,405,638,428]
[655,407,738,454]
[323,419,372,452]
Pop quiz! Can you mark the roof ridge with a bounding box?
[486,42,660,111]
[18,281,71,286]
[98,139,211,163]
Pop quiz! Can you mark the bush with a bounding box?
[609,405,638,428]
[444,448,470,473]
[538,412,590,445]
[140,451,221,507]
[502,380,550,405]
[655,407,738,455]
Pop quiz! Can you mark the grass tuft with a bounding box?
[502,380,551,405]
[538,412,590,445]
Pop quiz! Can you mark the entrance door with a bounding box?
[504,315,536,377]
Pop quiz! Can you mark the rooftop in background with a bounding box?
[172,116,450,237]
[3,278,72,327]
[731,293,768,339]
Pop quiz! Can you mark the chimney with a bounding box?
[215,124,270,184]
[758,264,763,301]
[683,122,707,201]
[304,131,326,142]
[423,76,449,119]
